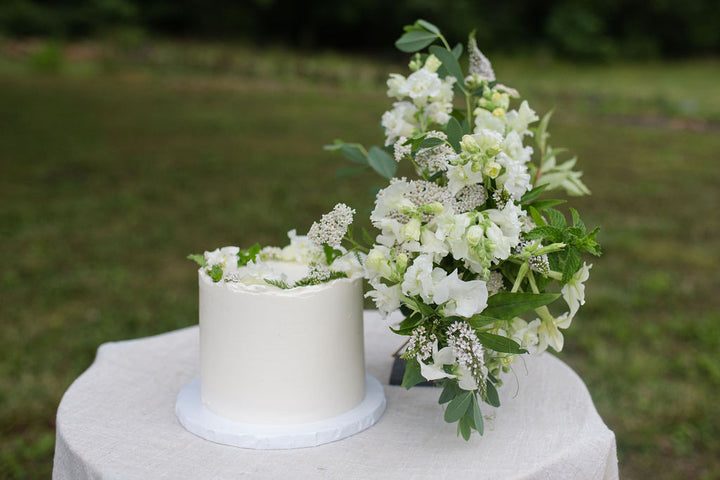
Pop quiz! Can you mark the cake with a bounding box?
[191,229,369,425]
[198,261,366,424]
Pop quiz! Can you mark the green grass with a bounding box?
[1,40,719,479]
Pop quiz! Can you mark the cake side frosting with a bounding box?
[199,268,366,424]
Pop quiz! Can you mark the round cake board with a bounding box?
[175,374,386,449]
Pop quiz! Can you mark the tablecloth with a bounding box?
[53,310,618,480]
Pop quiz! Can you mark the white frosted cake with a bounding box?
[198,261,365,424]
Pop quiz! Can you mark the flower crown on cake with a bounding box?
[324,19,602,439]
[188,203,364,289]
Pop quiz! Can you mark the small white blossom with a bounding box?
[307,203,355,248]
[562,262,592,320]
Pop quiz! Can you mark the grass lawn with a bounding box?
[1,40,719,479]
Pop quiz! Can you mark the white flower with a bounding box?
[204,246,239,268]
[508,317,540,349]
[331,251,365,277]
[503,131,533,165]
[446,162,485,195]
[365,280,402,317]
[496,152,532,200]
[506,100,539,135]
[307,203,355,248]
[387,73,406,99]
[418,340,457,381]
[381,102,418,146]
[486,201,524,247]
[398,68,443,107]
[277,230,318,263]
[425,100,452,125]
[473,108,505,134]
[562,262,592,320]
[536,313,572,353]
[364,246,394,280]
[401,254,436,303]
[433,270,488,318]
[484,222,513,261]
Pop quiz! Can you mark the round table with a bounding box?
[53,311,618,480]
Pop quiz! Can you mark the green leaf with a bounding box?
[416,19,440,35]
[546,208,566,228]
[238,243,261,267]
[395,30,438,52]
[401,358,427,389]
[264,278,291,289]
[466,314,501,329]
[438,380,459,404]
[570,208,585,233]
[476,332,527,354]
[336,164,369,179]
[417,136,445,150]
[484,292,561,320]
[458,415,472,440]
[471,394,484,434]
[429,45,466,89]
[524,225,564,243]
[367,146,397,179]
[339,144,368,164]
[187,254,206,268]
[323,244,343,264]
[484,379,500,407]
[445,391,472,423]
[451,42,463,59]
[532,199,566,211]
[562,247,581,284]
[446,117,463,153]
[400,295,436,318]
[521,184,549,204]
[528,205,545,227]
[208,265,223,282]
[397,312,425,331]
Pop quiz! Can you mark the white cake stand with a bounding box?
[175,374,386,449]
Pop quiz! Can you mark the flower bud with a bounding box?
[424,54,442,73]
[484,161,501,178]
[401,218,422,242]
[366,248,393,279]
[460,134,480,154]
[466,225,484,246]
[395,252,409,271]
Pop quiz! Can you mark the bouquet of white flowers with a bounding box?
[327,20,601,439]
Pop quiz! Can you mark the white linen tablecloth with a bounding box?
[53,311,618,480]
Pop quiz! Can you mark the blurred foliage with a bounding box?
[0,0,718,60]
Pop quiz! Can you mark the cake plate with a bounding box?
[175,374,386,449]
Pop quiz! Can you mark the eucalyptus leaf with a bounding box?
[429,45,465,89]
[484,292,561,320]
[485,379,501,407]
[451,42,463,59]
[438,380,459,404]
[444,391,472,423]
[446,117,463,153]
[458,415,472,440]
[395,30,438,52]
[472,394,484,434]
[417,136,445,150]
[367,146,396,179]
[416,19,440,35]
[339,144,368,164]
[401,358,427,390]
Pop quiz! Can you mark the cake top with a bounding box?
[190,204,364,290]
